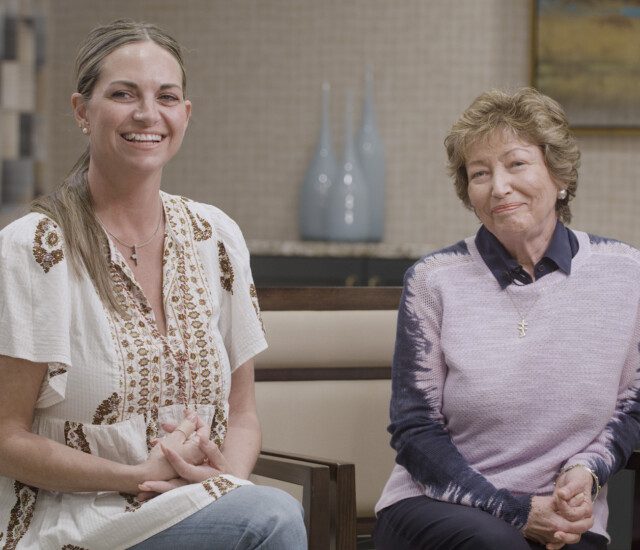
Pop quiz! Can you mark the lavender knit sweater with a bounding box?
[376,230,640,539]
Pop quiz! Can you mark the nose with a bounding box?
[491,167,513,198]
[132,97,160,125]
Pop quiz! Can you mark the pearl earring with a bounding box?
[557,189,567,200]
[81,126,89,135]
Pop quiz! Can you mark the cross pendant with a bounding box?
[130,245,138,266]
[517,318,528,338]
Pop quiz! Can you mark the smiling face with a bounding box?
[73,40,191,179]
[465,129,561,246]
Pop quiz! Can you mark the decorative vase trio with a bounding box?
[299,67,385,242]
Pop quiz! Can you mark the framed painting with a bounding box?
[531,0,640,133]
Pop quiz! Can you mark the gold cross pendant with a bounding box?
[517,318,528,338]
[130,245,138,266]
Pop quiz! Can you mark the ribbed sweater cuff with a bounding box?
[502,492,533,529]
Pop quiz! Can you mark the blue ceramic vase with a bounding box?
[326,90,370,242]
[299,82,338,240]
[356,66,385,242]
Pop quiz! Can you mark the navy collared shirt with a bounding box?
[475,221,579,289]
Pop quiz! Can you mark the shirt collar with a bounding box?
[475,220,578,289]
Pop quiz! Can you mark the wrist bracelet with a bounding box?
[558,463,601,501]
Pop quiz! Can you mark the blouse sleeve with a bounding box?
[388,262,532,529]
[562,298,640,489]
[214,214,267,371]
[0,214,72,407]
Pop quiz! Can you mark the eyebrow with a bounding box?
[467,147,533,166]
[499,147,533,159]
[107,80,182,91]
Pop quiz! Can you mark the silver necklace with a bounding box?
[96,205,163,267]
[504,286,543,338]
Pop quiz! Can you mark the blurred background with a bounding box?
[1,0,639,286]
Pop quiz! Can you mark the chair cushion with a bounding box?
[256,379,395,515]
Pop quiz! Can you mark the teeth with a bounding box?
[123,133,163,142]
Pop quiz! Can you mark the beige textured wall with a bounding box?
[44,0,640,248]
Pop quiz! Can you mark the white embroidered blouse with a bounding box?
[0,192,267,550]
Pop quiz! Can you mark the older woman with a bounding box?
[0,19,306,550]
[373,88,640,550]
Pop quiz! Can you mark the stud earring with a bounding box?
[557,189,568,200]
[81,126,89,135]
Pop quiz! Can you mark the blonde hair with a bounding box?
[444,87,580,224]
[32,19,187,312]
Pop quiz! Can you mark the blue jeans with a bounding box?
[129,485,307,550]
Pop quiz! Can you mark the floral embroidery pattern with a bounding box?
[145,407,159,452]
[92,393,122,425]
[119,493,142,513]
[64,422,91,454]
[202,476,237,499]
[48,364,67,378]
[249,284,265,333]
[182,198,212,241]
[209,406,228,447]
[102,195,230,451]
[61,545,89,550]
[107,263,162,440]
[218,242,234,293]
[32,218,64,273]
[4,481,38,550]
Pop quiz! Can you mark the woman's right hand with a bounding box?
[523,495,594,550]
[138,410,207,482]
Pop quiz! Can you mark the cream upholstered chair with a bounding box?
[252,287,399,550]
[250,287,640,550]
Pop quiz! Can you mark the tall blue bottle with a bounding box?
[326,90,370,242]
[356,65,385,242]
[299,82,338,240]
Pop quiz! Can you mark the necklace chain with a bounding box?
[96,201,163,267]
[505,286,543,338]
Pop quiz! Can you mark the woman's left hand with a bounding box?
[146,411,208,470]
[553,466,594,523]
[137,431,231,500]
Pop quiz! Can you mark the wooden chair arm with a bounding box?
[258,450,357,550]
[254,453,330,550]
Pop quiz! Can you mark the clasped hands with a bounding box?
[135,412,595,549]
[137,410,230,501]
[523,466,595,550]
